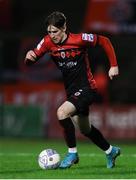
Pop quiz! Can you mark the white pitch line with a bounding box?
[0,153,136,157]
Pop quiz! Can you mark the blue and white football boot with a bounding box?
[106,146,121,168]
[59,152,79,169]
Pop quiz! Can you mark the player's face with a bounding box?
[47,25,66,44]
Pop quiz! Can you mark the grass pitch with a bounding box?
[0,138,136,179]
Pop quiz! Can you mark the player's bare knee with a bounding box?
[57,107,69,120]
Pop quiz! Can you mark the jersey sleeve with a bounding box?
[97,35,118,67]
[34,36,49,58]
[81,33,97,46]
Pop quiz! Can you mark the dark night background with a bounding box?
[0,0,136,104]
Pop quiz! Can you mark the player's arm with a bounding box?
[97,35,119,80]
[24,38,48,66]
[24,50,37,66]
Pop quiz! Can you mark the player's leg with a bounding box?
[57,101,79,168]
[72,114,110,150]
[72,115,121,168]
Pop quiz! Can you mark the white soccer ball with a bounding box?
[38,149,60,169]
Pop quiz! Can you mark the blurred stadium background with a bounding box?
[0,0,136,141]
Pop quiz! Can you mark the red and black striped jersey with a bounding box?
[34,32,117,93]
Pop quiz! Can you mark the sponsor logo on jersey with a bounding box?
[58,61,77,68]
[66,61,77,68]
[82,33,94,42]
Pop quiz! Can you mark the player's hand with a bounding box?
[108,66,119,80]
[24,50,37,65]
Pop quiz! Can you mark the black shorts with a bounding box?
[67,87,97,116]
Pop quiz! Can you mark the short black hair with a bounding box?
[45,11,66,29]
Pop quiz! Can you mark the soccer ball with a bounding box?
[38,149,60,169]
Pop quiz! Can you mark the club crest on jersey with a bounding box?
[60,51,65,59]
[74,92,81,96]
[82,33,94,42]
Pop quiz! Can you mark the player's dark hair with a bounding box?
[45,11,66,29]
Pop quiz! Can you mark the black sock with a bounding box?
[84,125,110,151]
[59,118,76,148]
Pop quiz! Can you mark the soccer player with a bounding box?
[24,11,121,169]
